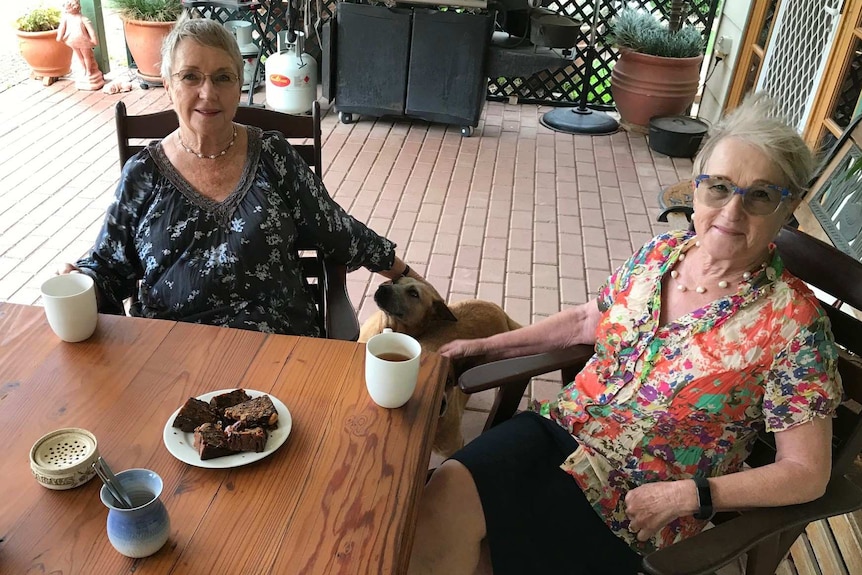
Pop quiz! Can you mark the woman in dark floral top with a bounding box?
[64,18,417,337]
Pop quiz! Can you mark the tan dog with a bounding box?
[359,277,521,457]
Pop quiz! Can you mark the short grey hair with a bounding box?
[160,15,244,82]
[692,93,815,200]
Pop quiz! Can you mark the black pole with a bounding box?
[540,0,618,135]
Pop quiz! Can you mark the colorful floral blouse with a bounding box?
[537,229,842,553]
[75,127,395,336]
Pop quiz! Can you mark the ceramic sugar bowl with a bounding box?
[100,468,170,558]
[29,428,99,490]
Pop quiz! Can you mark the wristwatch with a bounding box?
[401,264,412,277]
[693,477,715,521]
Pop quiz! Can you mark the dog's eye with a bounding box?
[408,288,420,298]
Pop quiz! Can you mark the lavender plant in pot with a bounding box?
[609,7,705,131]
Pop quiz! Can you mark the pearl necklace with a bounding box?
[178,126,237,159]
[670,240,767,294]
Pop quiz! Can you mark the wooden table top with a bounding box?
[0,303,448,575]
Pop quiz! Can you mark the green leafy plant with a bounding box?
[15,6,62,32]
[109,0,182,22]
[610,9,704,58]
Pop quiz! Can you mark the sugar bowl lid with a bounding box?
[30,428,99,490]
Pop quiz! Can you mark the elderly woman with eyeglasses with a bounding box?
[63,17,419,335]
[409,94,842,575]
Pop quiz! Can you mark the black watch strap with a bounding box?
[401,264,412,277]
[693,477,715,520]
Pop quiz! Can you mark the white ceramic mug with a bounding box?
[365,328,422,408]
[40,273,98,342]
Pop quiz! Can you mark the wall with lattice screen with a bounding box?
[189,0,719,107]
[757,0,844,131]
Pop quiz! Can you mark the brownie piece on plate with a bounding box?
[224,395,279,429]
[209,389,251,415]
[193,422,237,460]
[172,397,218,432]
[225,424,268,452]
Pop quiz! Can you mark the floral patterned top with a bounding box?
[537,229,842,554]
[75,127,395,336]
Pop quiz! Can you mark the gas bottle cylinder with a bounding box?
[265,30,318,114]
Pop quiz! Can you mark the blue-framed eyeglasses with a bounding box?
[694,174,793,216]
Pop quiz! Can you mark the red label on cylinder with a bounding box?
[269,74,290,87]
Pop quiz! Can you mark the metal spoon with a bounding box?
[92,462,129,509]
[95,457,134,508]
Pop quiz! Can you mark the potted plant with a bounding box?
[15,4,73,86]
[609,6,705,131]
[109,0,181,86]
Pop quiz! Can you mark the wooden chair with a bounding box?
[114,101,359,341]
[456,226,862,575]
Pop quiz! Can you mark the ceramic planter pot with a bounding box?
[611,48,703,132]
[122,19,175,86]
[16,29,72,85]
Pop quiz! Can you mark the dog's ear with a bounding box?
[432,300,458,322]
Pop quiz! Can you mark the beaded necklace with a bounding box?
[178,126,237,159]
[670,239,767,294]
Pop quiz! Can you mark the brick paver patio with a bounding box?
[0,74,693,446]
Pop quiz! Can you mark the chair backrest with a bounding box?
[745,226,862,478]
[114,100,358,340]
[115,100,323,175]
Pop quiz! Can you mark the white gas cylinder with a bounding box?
[265,31,318,114]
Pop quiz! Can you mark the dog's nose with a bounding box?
[374,285,392,306]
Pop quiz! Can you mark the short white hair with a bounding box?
[693,93,815,199]
[160,16,244,82]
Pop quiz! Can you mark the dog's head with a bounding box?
[373,277,457,337]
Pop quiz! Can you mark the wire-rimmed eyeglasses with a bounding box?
[172,70,240,88]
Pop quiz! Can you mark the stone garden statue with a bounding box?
[57,0,105,90]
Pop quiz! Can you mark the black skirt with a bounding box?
[450,411,642,575]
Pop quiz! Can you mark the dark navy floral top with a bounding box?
[76,127,395,336]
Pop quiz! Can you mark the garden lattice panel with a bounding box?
[486,0,720,106]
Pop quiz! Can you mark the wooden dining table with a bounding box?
[0,303,448,574]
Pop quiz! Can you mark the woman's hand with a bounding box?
[58,263,79,275]
[438,338,488,360]
[624,480,697,542]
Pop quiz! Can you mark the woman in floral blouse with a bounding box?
[408,94,842,575]
[63,19,417,336]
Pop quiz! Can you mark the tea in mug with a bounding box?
[375,352,412,362]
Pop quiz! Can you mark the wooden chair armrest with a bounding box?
[458,345,595,394]
[323,261,360,341]
[641,475,862,575]
[457,345,594,430]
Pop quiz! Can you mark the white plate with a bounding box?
[162,389,292,469]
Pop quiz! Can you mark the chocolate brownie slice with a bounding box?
[209,389,252,416]
[223,395,279,429]
[193,422,237,460]
[172,397,218,432]
[225,424,268,453]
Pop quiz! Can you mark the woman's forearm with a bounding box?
[468,300,600,359]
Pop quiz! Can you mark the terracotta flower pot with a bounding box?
[122,19,175,85]
[611,48,703,131]
[16,29,73,85]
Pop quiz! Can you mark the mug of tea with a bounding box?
[365,328,422,408]
[40,273,98,342]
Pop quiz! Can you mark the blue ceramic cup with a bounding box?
[99,468,170,558]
